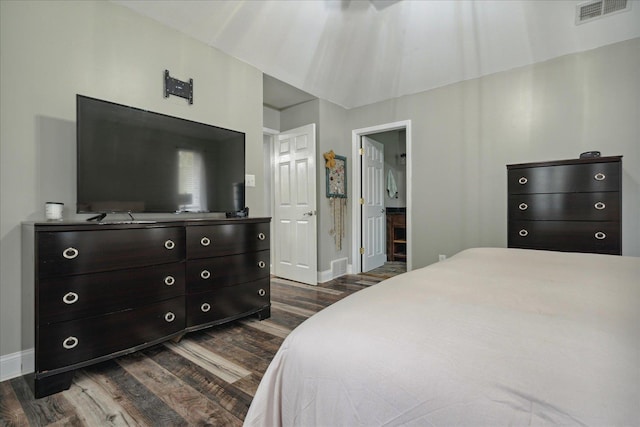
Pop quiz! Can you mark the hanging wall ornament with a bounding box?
[325,152,347,251]
[328,197,345,251]
[325,154,347,198]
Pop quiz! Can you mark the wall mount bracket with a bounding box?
[164,70,193,104]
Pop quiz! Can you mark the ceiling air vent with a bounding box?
[576,0,631,24]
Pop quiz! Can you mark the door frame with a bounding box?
[351,120,412,273]
[263,127,279,273]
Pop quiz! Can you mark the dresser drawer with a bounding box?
[187,222,269,258]
[38,227,185,277]
[186,278,270,327]
[38,263,185,324]
[37,296,185,372]
[508,192,620,221]
[186,251,270,294]
[508,162,620,194]
[508,221,621,254]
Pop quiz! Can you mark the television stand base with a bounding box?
[27,371,75,399]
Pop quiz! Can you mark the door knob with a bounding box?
[381,208,386,214]
[303,210,316,216]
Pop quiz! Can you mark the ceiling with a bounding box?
[263,74,316,111]
[115,0,640,110]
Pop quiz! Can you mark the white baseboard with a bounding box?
[318,257,350,283]
[317,269,332,283]
[0,349,34,382]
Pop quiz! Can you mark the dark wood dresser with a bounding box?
[507,156,622,255]
[22,217,270,398]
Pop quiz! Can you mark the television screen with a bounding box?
[77,95,245,214]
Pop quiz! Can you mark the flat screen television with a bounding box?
[77,95,245,215]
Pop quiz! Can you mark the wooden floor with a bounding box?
[0,265,404,426]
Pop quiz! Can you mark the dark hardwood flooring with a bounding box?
[0,267,402,426]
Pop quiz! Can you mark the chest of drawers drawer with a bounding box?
[186,251,270,294]
[186,278,270,328]
[508,192,620,221]
[187,222,269,259]
[37,296,185,372]
[508,162,620,194]
[508,221,620,254]
[38,227,185,277]
[38,263,185,324]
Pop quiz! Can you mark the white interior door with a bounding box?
[274,124,317,285]
[361,136,386,271]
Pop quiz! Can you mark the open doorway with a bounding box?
[351,120,412,274]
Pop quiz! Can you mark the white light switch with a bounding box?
[245,174,256,187]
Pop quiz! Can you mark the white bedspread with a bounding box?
[244,248,640,426]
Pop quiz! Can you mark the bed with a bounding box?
[244,248,639,426]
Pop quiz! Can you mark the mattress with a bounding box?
[244,248,640,426]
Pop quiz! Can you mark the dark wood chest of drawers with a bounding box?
[386,212,406,262]
[22,218,270,398]
[507,156,622,255]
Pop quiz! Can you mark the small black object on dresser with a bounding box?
[507,156,622,255]
[22,217,271,398]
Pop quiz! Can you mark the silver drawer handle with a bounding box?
[594,202,606,210]
[518,203,528,211]
[258,288,266,297]
[518,177,528,185]
[201,303,211,312]
[62,247,79,259]
[200,237,211,246]
[164,275,175,286]
[594,173,606,181]
[594,232,606,240]
[164,312,175,322]
[164,240,175,250]
[63,336,78,350]
[519,229,529,237]
[62,292,79,304]
[257,232,266,241]
[200,270,211,279]
[258,261,266,269]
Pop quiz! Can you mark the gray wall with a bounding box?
[347,38,640,268]
[0,1,264,359]
[318,100,350,272]
[280,100,320,133]
[263,106,281,131]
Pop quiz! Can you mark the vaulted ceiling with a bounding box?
[115,0,640,110]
